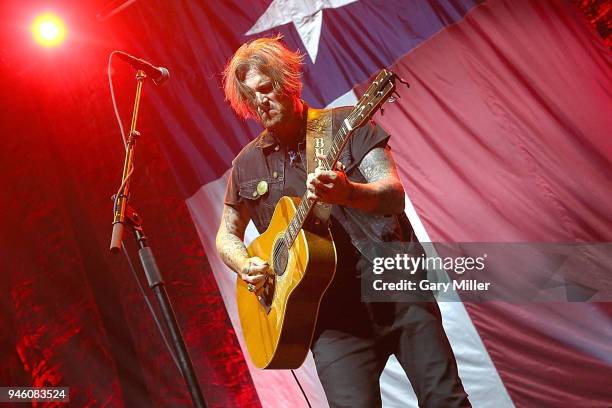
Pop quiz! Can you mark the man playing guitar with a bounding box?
[216,36,470,407]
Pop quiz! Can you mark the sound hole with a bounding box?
[272,239,289,276]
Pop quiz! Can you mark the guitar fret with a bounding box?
[343,118,353,132]
[323,158,331,170]
[335,127,343,141]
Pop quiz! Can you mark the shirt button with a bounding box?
[274,145,280,151]
[252,191,258,197]
[273,171,278,178]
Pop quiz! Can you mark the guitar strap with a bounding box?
[306,106,334,225]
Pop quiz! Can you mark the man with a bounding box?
[216,36,470,407]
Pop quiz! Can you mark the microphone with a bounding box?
[115,51,169,85]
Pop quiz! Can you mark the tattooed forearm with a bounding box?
[349,146,405,214]
[218,234,249,274]
[216,204,250,274]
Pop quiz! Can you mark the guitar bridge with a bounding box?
[256,274,275,314]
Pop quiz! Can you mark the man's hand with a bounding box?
[307,156,352,205]
[239,256,269,289]
[306,146,405,215]
[307,167,352,205]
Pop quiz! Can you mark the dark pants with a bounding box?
[312,296,470,408]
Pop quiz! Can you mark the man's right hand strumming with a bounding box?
[216,203,269,289]
[239,256,269,290]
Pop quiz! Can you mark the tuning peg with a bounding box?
[397,76,410,88]
[389,70,410,88]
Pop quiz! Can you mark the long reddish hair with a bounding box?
[223,35,304,119]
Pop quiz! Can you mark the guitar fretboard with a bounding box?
[282,122,353,248]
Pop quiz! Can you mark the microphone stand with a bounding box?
[109,70,207,408]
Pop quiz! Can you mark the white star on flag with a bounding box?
[246,0,358,63]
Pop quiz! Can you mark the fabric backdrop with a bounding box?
[1,0,611,407]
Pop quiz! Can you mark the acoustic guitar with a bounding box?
[237,69,402,369]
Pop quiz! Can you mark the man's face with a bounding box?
[243,67,294,130]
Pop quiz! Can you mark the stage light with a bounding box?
[32,13,66,47]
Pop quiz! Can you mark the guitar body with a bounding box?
[237,196,337,369]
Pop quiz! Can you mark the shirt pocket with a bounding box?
[238,178,280,232]
[238,179,277,203]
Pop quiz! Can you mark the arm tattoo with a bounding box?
[216,204,250,274]
[353,146,405,214]
[358,146,398,183]
[223,204,246,235]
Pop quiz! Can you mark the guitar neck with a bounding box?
[283,121,354,248]
[280,68,399,249]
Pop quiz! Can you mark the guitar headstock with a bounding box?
[348,69,398,129]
